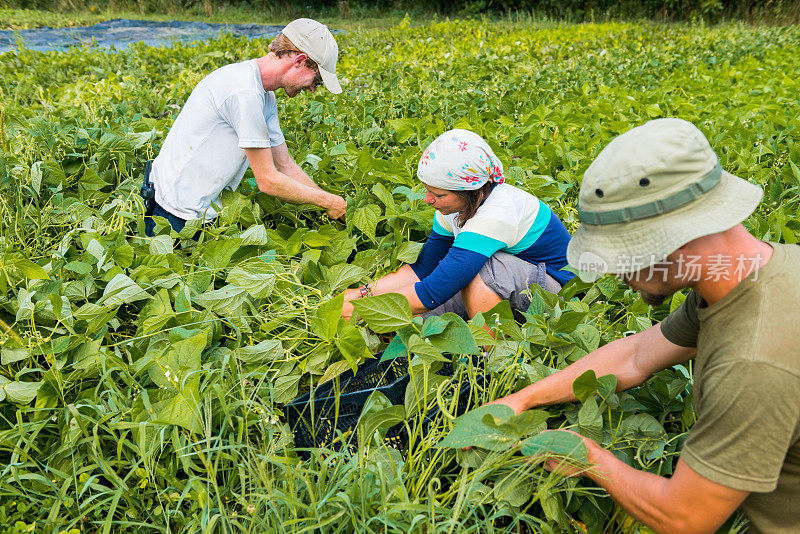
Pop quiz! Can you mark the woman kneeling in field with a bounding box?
[342,129,574,320]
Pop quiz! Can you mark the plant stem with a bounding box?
[0,315,24,345]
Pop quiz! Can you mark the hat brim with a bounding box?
[319,67,341,94]
[567,171,763,278]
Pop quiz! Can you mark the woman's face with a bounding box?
[423,184,467,214]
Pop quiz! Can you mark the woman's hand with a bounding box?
[341,288,361,320]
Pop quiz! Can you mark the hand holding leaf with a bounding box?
[520,429,593,477]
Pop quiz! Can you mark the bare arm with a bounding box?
[342,264,427,319]
[551,438,747,534]
[245,146,346,219]
[270,141,321,189]
[494,323,696,413]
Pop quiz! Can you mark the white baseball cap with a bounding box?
[281,18,342,94]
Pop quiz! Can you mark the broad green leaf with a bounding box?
[326,263,367,292]
[272,373,301,403]
[494,472,535,508]
[30,161,42,194]
[310,293,344,342]
[64,261,92,276]
[240,224,270,246]
[571,324,600,353]
[371,183,398,212]
[302,231,332,248]
[388,118,417,143]
[555,310,586,333]
[352,293,413,333]
[227,265,276,298]
[351,204,381,241]
[193,284,248,314]
[670,291,687,313]
[202,238,242,270]
[319,360,351,384]
[396,241,423,263]
[520,430,588,463]
[596,276,619,298]
[133,386,202,433]
[71,339,105,372]
[380,335,407,361]
[407,335,448,363]
[149,333,206,388]
[572,370,598,403]
[319,231,357,267]
[2,381,43,404]
[468,323,496,345]
[335,322,371,370]
[74,302,118,331]
[465,479,493,504]
[138,288,175,335]
[358,404,406,444]
[626,314,652,333]
[235,340,283,364]
[622,413,666,439]
[329,142,348,156]
[485,299,516,323]
[0,376,9,402]
[426,313,480,355]
[436,404,517,451]
[597,374,618,400]
[10,258,50,280]
[99,273,149,307]
[502,409,550,436]
[526,286,555,317]
[420,315,450,338]
[364,447,404,487]
[1,345,30,365]
[540,487,565,524]
[113,244,134,268]
[150,235,173,254]
[578,397,604,443]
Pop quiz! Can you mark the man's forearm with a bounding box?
[581,446,743,534]
[508,334,643,411]
[585,446,685,533]
[257,167,336,209]
[370,265,427,314]
[279,161,320,190]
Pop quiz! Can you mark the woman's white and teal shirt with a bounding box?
[410,183,574,309]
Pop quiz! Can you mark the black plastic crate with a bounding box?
[285,353,410,455]
[285,352,487,457]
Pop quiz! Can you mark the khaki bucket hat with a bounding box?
[567,118,763,281]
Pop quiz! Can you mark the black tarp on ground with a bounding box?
[0,19,287,53]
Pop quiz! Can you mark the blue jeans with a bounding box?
[144,203,189,237]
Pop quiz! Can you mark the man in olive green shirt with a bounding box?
[492,118,799,533]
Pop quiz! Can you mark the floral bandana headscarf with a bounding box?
[417,129,505,191]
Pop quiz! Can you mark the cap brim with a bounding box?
[320,67,341,94]
[567,171,763,276]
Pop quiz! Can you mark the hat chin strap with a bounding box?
[577,161,722,225]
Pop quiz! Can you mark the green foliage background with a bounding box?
[0,15,798,533]
[0,0,798,24]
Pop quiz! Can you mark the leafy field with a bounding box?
[1,16,799,533]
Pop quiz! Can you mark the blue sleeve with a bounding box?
[414,247,488,310]
[409,229,454,280]
[517,210,575,286]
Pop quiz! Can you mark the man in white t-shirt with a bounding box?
[143,18,347,236]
